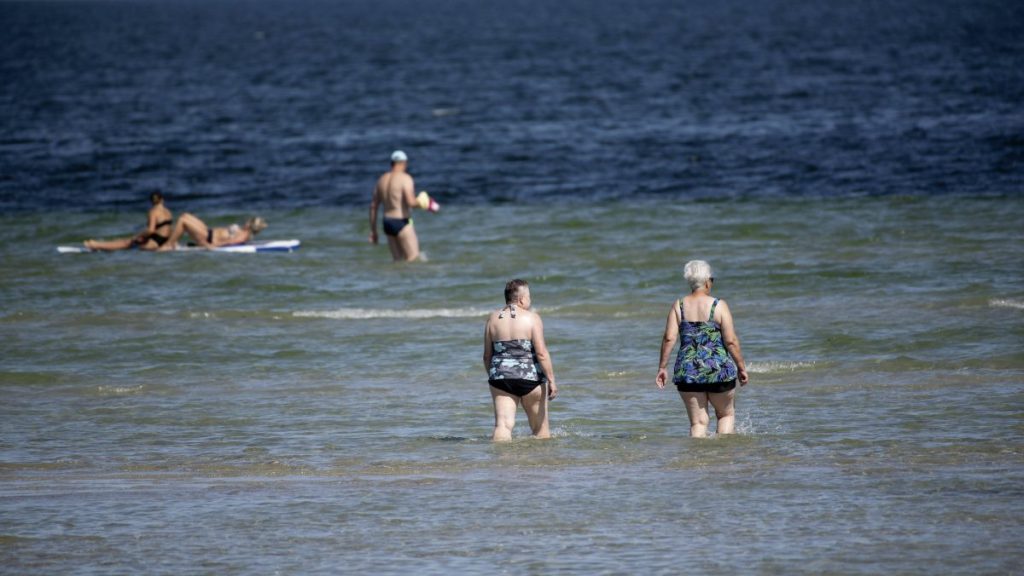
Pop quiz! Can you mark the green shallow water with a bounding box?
[2,196,1023,574]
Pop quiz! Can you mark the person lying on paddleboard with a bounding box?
[83,191,173,251]
[157,213,267,251]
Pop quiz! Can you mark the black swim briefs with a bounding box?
[675,379,737,394]
[383,217,409,237]
[489,378,542,398]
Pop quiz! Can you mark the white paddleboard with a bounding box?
[57,245,92,253]
[57,239,301,254]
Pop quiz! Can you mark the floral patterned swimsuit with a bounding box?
[672,298,738,393]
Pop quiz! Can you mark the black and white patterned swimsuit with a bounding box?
[488,339,546,397]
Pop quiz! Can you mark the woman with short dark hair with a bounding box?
[483,279,558,441]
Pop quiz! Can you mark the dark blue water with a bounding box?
[2,0,1022,212]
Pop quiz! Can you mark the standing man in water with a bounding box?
[369,150,421,262]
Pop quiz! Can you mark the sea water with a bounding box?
[3,196,1022,574]
[2,0,1023,574]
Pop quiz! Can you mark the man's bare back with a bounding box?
[369,150,421,262]
[375,170,414,219]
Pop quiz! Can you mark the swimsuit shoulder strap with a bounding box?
[677,299,684,322]
[709,298,719,322]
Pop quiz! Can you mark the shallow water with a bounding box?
[3,195,1023,574]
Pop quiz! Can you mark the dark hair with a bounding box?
[504,279,529,304]
[149,190,164,204]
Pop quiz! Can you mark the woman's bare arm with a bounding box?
[531,314,557,399]
[717,300,748,385]
[656,302,680,388]
[483,320,493,373]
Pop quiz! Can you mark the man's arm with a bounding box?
[403,175,419,211]
[368,183,380,244]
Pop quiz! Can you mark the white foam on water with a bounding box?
[293,307,488,320]
[732,409,784,436]
[748,360,817,373]
[549,425,591,439]
[989,298,1024,310]
[603,370,631,378]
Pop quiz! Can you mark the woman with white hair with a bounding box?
[656,260,749,437]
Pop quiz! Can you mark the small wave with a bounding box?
[603,370,631,378]
[989,298,1024,310]
[96,384,145,395]
[431,435,476,443]
[748,361,816,374]
[293,307,488,320]
[548,426,648,441]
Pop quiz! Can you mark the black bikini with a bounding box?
[140,220,173,246]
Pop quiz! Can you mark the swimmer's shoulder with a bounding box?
[715,297,732,315]
[485,308,504,324]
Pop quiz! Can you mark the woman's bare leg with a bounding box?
[521,384,550,439]
[159,218,187,251]
[708,389,737,435]
[679,391,710,438]
[136,239,161,251]
[84,237,135,251]
[490,386,520,441]
[159,213,208,251]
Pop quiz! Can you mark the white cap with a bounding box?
[390,150,408,163]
